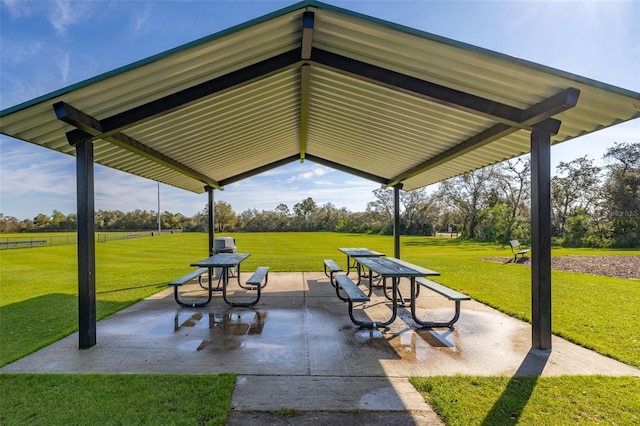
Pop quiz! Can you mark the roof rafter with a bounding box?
[55,49,303,140]
[387,88,580,187]
[54,102,222,189]
[311,49,570,131]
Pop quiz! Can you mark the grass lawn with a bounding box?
[1,232,638,424]
[411,375,640,425]
[0,373,235,426]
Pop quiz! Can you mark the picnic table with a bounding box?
[345,256,440,328]
[169,253,268,308]
[338,247,385,275]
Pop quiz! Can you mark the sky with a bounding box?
[1,0,638,221]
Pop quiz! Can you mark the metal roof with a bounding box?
[1,0,638,193]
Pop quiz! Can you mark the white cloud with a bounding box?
[58,53,70,83]
[286,166,330,183]
[134,5,153,33]
[1,0,32,18]
[0,142,75,196]
[49,0,92,34]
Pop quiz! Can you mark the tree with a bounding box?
[293,197,317,231]
[214,201,237,232]
[366,188,394,222]
[401,188,436,235]
[160,211,184,230]
[495,157,531,242]
[551,156,602,235]
[33,213,50,228]
[601,142,640,247]
[0,213,23,233]
[436,166,498,239]
[275,203,290,230]
[50,210,65,229]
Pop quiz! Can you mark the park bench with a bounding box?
[323,259,343,287]
[509,240,530,262]
[413,277,470,328]
[335,274,372,327]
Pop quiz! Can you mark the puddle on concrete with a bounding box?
[170,310,267,351]
[384,328,459,362]
[174,311,266,335]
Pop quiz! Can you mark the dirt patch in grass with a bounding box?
[480,255,640,279]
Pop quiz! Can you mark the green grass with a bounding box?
[0,373,235,425]
[410,375,640,425]
[1,232,639,424]
[0,235,208,365]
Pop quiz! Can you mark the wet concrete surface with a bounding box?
[2,272,638,424]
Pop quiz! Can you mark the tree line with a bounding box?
[1,142,637,248]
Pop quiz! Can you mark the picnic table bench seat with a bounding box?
[229,266,268,307]
[413,277,470,328]
[245,266,269,288]
[168,268,211,308]
[335,274,370,303]
[336,274,378,328]
[168,268,209,287]
[323,259,342,287]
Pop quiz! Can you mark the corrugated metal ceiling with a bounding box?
[1,0,638,193]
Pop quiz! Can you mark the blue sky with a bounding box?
[1,0,638,220]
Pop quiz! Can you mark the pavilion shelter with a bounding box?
[1,1,638,351]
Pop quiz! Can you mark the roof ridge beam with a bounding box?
[311,49,569,130]
[386,88,580,187]
[219,155,300,186]
[53,102,221,189]
[299,10,314,161]
[299,64,311,162]
[301,11,314,60]
[305,154,389,184]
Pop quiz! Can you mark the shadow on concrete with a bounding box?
[481,348,550,425]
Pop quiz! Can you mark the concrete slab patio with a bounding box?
[3,272,638,424]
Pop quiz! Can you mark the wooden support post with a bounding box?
[68,131,96,349]
[531,123,553,350]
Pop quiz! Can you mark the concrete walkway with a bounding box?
[3,272,638,424]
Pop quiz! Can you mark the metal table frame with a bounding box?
[351,256,439,328]
[190,253,260,307]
